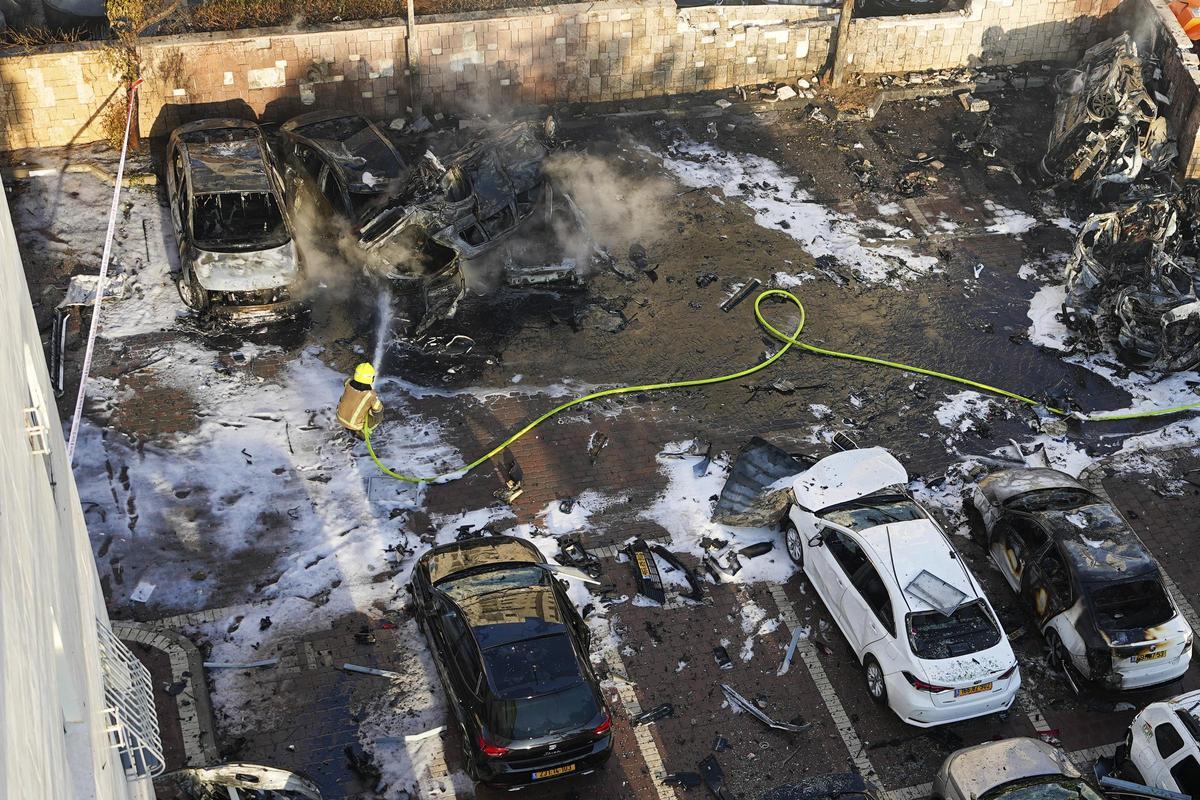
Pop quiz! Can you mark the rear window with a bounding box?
[1090,579,1174,630]
[484,634,581,698]
[907,600,1001,659]
[984,779,1105,800]
[1005,488,1095,513]
[193,192,289,251]
[486,681,599,741]
[821,496,925,531]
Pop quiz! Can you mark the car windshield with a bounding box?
[984,778,1105,800]
[439,564,545,603]
[486,680,599,741]
[192,191,289,251]
[1089,579,1174,631]
[907,600,1001,659]
[1005,488,1095,513]
[820,496,924,531]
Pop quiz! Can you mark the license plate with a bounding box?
[533,764,576,780]
[955,682,993,697]
[1135,650,1167,663]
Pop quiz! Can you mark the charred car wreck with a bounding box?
[166,119,304,324]
[1041,34,1176,193]
[1063,192,1200,372]
[968,467,1192,692]
[278,111,588,335]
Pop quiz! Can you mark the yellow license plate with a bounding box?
[533,764,576,780]
[1136,650,1167,663]
[956,682,993,697]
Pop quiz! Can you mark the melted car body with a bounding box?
[408,535,612,788]
[165,119,303,324]
[969,468,1192,691]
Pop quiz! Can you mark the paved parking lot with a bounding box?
[13,87,1200,799]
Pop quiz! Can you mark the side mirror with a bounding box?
[808,531,825,548]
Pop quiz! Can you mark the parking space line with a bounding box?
[599,639,678,800]
[424,749,457,798]
[767,584,883,791]
[1017,690,1054,736]
[890,783,932,800]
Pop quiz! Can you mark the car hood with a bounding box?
[945,738,1077,800]
[978,468,1086,505]
[192,241,299,292]
[791,448,907,512]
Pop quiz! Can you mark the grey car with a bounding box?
[934,739,1099,800]
[165,119,303,324]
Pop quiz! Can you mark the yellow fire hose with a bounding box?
[363,289,1200,484]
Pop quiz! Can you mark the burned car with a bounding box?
[278,111,584,335]
[166,119,303,323]
[1064,194,1200,372]
[1041,34,1175,192]
[967,468,1192,692]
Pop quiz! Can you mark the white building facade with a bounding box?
[0,186,161,800]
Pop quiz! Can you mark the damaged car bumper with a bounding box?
[182,241,305,323]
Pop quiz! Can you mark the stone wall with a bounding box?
[1132,0,1200,178]
[0,0,1125,152]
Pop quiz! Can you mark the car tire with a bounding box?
[864,656,888,706]
[177,270,208,312]
[784,522,805,568]
[1045,628,1066,671]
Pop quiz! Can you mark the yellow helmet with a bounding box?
[353,362,376,385]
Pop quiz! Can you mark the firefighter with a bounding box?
[1171,0,1200,41]
[337,362,384,437]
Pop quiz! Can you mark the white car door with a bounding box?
[811,529,872,656]
[842,559,893,656]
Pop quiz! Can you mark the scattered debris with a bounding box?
[713,437,813,527]
[1040,34,1176,192]
[720,278,763,312]
[164,764,323,799]
[699,754,734,800]
[341,663,401,679]
[626,537,667,604]
[958,92,990,113]
[631,702,674,726]
[720,683,810,733]
[712,735,731,752]
[203,659,279,669]
[777,627,806,676]
[557,533,602,578]
[713,645,734,670]
[665,772,703,789]
[738,541,774,559]
[129,579,156,603]
[649,543,705,602]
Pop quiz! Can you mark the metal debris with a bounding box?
[1063,193,1200,371]
[649,543,704,602]
[699,754,735,800]
[626,538,666,604]
[631,702,674,726]
[720,278,763,312]
[713,437,813,527]
[1041,34,1176,193]
[720,684,811,733]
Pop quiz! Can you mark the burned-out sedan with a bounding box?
[968,468,1192,691]
[408,535,612,788]
[166,119,303,322]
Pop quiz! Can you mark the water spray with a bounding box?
[371,286,394,378]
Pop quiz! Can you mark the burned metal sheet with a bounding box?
[720,683,810,733]
[712,437,814,527]
[1040,34,1176,192]
[158,763,323,799]
[1063,193,1200,372]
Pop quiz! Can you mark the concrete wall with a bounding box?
[0,0,1124,151]
[1133,0,1200,178]
[0,195,156,795]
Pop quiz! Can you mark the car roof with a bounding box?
[944,738,1078,800]
[1034,504,1159,582]
[280,111,404,191]
[855,519,978,614]
[176,125,274,195]
[979,467,1088,505]
[791,448,908,512]
[423,535,542,584]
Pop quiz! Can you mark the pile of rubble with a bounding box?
[1064,190,1200,372]
[1040,34,1176,194]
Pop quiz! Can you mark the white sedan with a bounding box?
[783,448,1020,727]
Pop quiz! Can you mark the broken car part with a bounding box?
[631,702,674,726]
[1040,34,1176,193]
[720,278,763,312]
[665,772,703,789]
[713,437,815,527]
[713,645,734,670]
[699,754,735,800]
[777,627,805,677]
[720,683,810,733]
[160,763,323,800]
[649,543,705,602]
[626,537,667,604]
[50,274,129,396]
[760,772,884,800]
[556,533,601,578]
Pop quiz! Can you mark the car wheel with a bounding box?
[1045,628,1067,671]
[784,523,805,568]
[177,270,208,311]
[864,656,888,705]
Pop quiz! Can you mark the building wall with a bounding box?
[0,0,1124,152]
[1133,0,1200,179]
[0,190,155,799]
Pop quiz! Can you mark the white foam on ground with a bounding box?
[656,141,940,286]
[984,200,1039,236]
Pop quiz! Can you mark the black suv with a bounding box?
[409,535,613,788]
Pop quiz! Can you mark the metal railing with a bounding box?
[96,620,165,780]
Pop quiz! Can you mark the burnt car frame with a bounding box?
[967,468,1192,692]
[277,111,581,336]
[165,119,304,323]
[408,535,613,788]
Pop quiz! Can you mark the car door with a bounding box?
[1020,542,1072,625]
[1151,718,1190,790]
[167,144,190,259]
[812,528,871,648]
[843,559,895,656]
[992,515,1051,591]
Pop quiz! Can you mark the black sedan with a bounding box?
[408,535,612,788]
